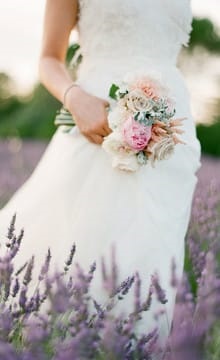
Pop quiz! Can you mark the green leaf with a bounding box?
[134,112,140,121]
[109,84,120,100]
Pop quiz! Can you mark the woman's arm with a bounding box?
[38,0,111,144]
[39,0,78,103]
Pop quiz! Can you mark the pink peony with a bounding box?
[122,116,152,151]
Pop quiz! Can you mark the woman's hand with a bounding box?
[66,86,112,144]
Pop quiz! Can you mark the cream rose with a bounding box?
[150,135,175,166]
[123,89,153,113]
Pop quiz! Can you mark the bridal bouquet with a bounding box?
[102,71,186,172]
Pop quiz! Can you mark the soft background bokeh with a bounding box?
[0,0,220,206]
[0,3,220,358]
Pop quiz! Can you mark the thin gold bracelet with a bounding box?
[63,83,79,110]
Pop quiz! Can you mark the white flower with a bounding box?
[112,154,140,172]
[102,131,140,172]
[117,82,128,96]
[108,107,127,130]
[102,131,134,156]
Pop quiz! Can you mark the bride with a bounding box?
[0,0,201,344]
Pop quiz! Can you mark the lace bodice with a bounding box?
[76,0,192,66]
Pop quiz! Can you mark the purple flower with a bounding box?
[64,243,76,273]
[38,248,51,281]
[151,272,168,304]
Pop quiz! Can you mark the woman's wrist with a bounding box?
[64,84,82,112]
[63,83,78,108]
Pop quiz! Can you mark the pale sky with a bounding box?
[0,0,220,92]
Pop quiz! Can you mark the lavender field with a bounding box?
[0,139,220,359]
[0,139,47,207]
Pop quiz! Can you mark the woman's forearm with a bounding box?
[38,56,75,105]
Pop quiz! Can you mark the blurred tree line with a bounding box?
[0,19,220,156]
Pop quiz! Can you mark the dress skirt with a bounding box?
[0,59,202,342]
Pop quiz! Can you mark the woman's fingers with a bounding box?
[98,108,112,137]
[85,134,95,144]
[91,134,104,144]
[98,123,111,137]
[85,132,103,145]
[85,118,111,143]
[98,127,108,137]
[103,106,112,135]
[103,123,112,135]
[103,99,110,107]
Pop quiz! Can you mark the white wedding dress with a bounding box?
[0,0,201,345]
